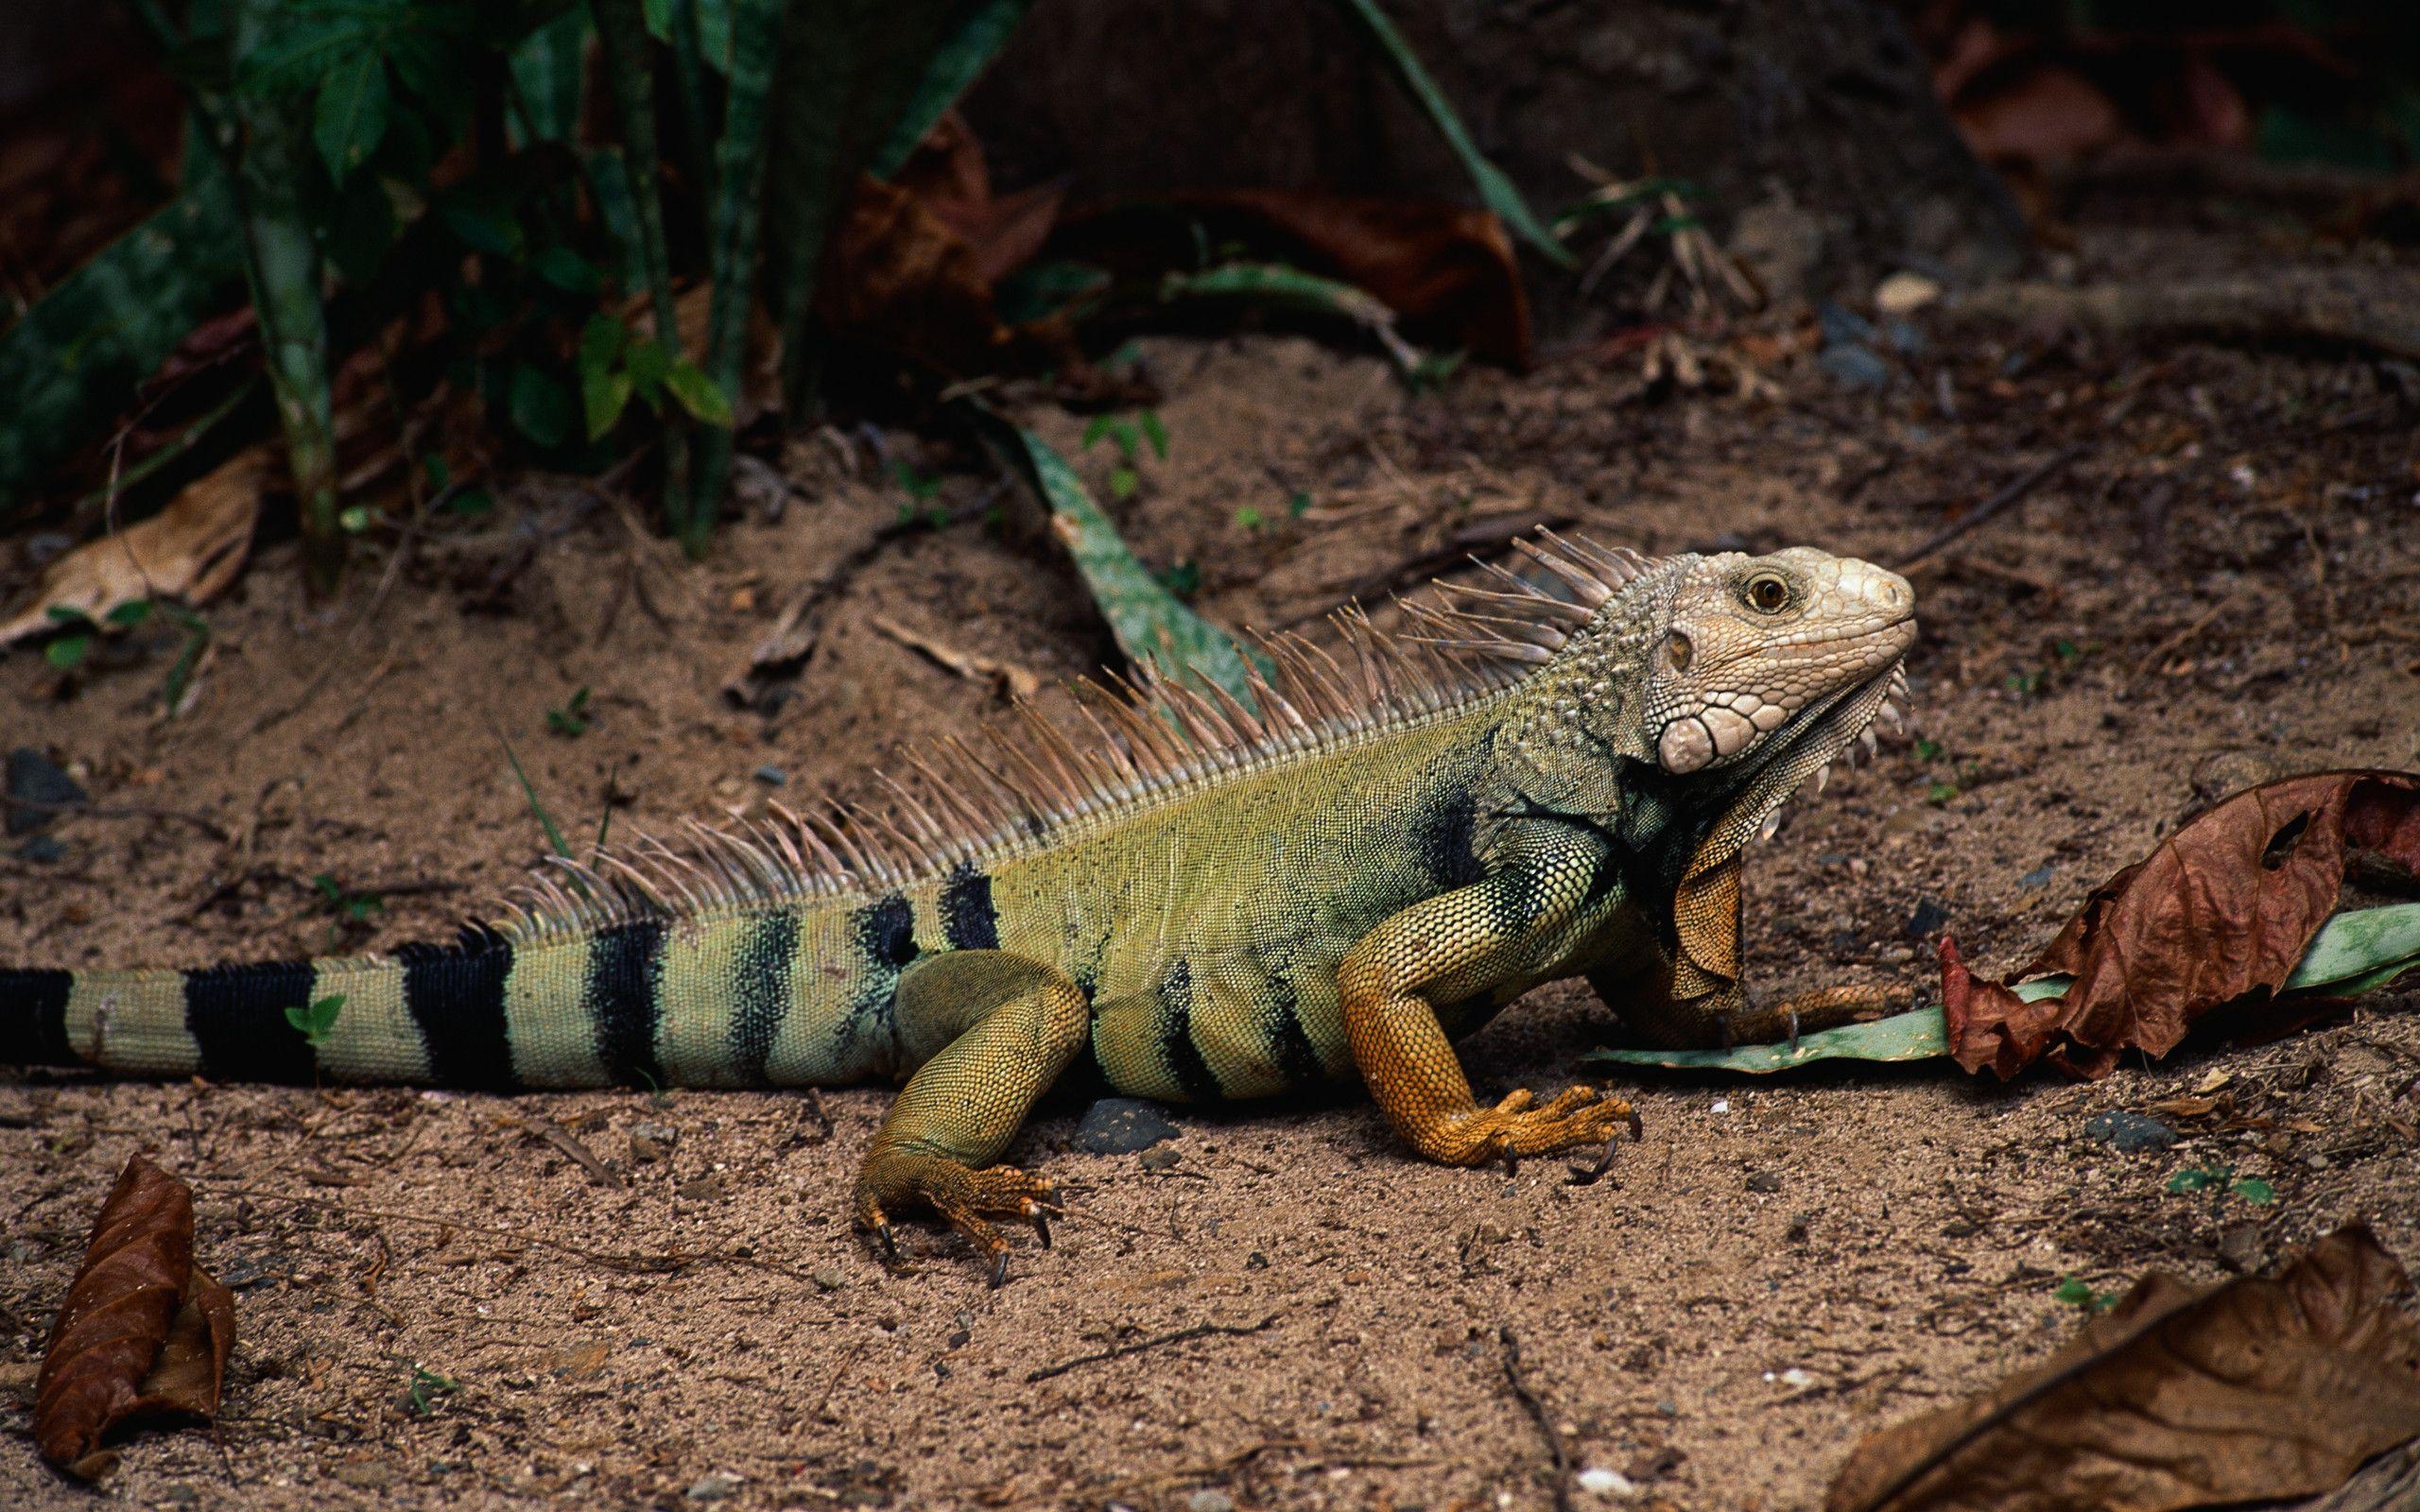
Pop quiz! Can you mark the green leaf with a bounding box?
[104,600,156,627]
[868,0,1035,180]
[2167,1166,2228,1194]
[663,360,735,427]
[507,7,589,141]
[508,365,576,448]
[314,53,391,184]
[1162,262,1426,376]
[583,366,635,441]
[285,993,346,1046]
[1137,410,1168,460]
[441,198,524,260]
[532,246,602,295]
[2231,1177,2275,1206]
[0,165,246,515]
[624,335,671,392]
[1109,466,1138,500]
[44,633,95,671]
[1325,0,1572,266]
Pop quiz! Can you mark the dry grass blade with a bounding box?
[34,1154,234,1479]
[1824,1225,2420,1512]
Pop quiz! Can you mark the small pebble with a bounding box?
[685,1472,743,1502]
[1818,343,1893,391]
[1187,1490,1236,1512]
[1577,1467,1636,1496]
[1139,1145,1183,1172]
[2083,1109,2178,1154]
[752,765,787,786]
[2018,865,2055,888]
[1906,899,1950,937]
[1071,1097,1179,1155]
[5,747,86,836]
[811,1267,846,1293]
[1745,1172,1783,1194]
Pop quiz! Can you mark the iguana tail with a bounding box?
[0,912,852,1091]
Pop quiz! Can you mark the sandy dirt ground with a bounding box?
[5,215,2420,1510]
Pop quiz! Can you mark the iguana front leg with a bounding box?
[854,951,1087,1284]
[1595,848,1905,1048]
[1338,833,1636,1165]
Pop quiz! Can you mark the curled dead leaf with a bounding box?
[0,447,263,649]
[34,1153,234,1479]
[1826,1225,2420,1512]
[1944,769,2420,1078]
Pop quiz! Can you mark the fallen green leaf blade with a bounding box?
[1582,1005,1950,1074]
[1324,0,1571,266]
[1012,429,1268,703]
[1584,905,2420,1075]
[1161,262,1424,373]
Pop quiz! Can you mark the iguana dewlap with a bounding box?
[3,537,1915,1280]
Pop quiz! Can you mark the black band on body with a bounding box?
[938,864,1000,952]
[184,959,318,1083]
[0,969,76,1066]
[586,919,666,1089]
[728,910,800,1085]
[399,931,519,1091]
[1156,957,1222,1102]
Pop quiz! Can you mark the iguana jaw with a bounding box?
[1707,655,1913,852]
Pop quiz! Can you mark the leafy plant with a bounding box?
[284,994,347,1047]
[545,687,595,738]
[406,1365,459,1416]
[2051,1276,2115,1314]
[1081,410,1168,500]
[2167,1166,2275,1205]
[312,874,386,926]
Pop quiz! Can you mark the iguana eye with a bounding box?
[1666,630,1694,672]
[1743,573,1789,613]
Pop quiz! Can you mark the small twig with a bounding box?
[1025,1313,1280,1383]
[510,1114,626,1189]
[1892,446,2083,570]
[4,796,231,841]
[1499,1326,1575,1512]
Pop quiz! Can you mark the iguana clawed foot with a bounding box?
[852,1156,1063,1287]
[1422,1084,1638,1168]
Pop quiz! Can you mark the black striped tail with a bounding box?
[0,968,77,1067]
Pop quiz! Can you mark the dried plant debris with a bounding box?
[1945,769,2420,1079]
[0,447,263,648]
[1825,1225,2420,1512]
[33,1153,235,1479]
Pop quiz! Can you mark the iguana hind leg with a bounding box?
[1339,834,1638,1166]
[853,951,1087,1285]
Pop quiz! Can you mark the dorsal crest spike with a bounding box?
[483,528,1667,942]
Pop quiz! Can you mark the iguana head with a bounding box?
[1489,541,1915,833]
[1640,547,1914,782]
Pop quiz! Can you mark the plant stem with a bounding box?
[591,0,695,542]
[229,0,343,596]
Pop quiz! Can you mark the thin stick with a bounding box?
[1499,1326,1575,1512]
[1025,1313,1280,1383]
[1892,446,2083,570]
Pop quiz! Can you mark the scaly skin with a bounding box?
[2,542,1916,1280]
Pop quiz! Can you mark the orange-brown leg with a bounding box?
[1338,846,1638,1166]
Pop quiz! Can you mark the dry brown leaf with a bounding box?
[0,447,263,648]
[1826,1225,2420,1512]
[1943,770,2420,1079]
[34,1154,234,1479]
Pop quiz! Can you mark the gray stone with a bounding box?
[1071,1097,1179,1155]
[6,747,85,835]
[13,834,64,863]
[1905,899,1950,938]
[1818,342,1893,391]
[686,1472,743,1502]
[2083,1110,2178,1154]
[752,765,787,786]
[1187,1491,1236,1512]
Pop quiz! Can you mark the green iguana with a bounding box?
[2,535,1915,1282]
